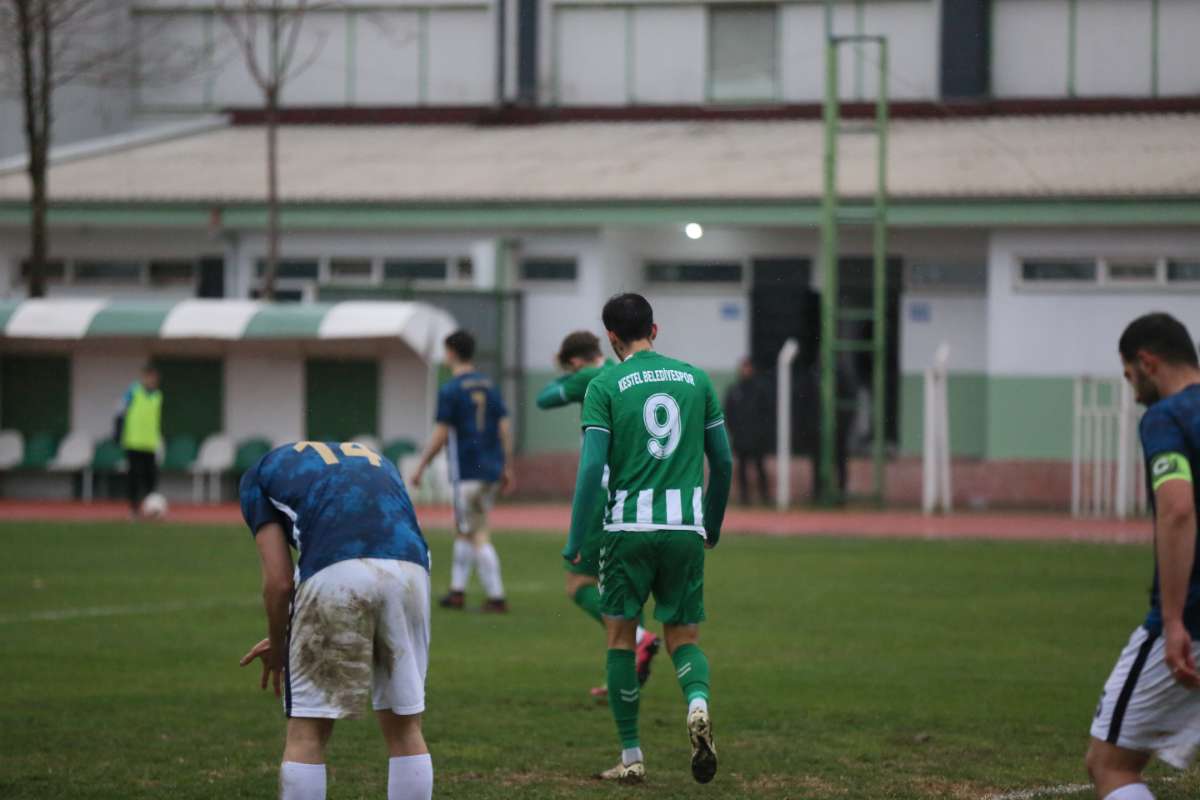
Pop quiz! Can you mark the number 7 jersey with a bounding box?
[580,349,725,537]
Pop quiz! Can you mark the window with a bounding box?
[256,259,319,280]
[1104,261,1157,284]
[383,259,448,282]
[148,260,196,286]
[454,257,474,282]
[907,263,986,292]
[521,259,578,282]
[329,258,373,282]
[1020,260,1097,283]
[646,262,744,284]
[708,6,777,102]
[74,261,142,283]
[1168,260,1200,283]
[20,260,66,283]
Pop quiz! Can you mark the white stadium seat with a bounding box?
[0,430,24,471]
[48,431,97,502]
[191,434,235,504]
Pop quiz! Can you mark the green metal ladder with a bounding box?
[818,1,890,506]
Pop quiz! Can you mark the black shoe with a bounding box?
[439,591,465,609]
[481,597,509,613]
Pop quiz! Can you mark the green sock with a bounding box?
[606,649,640,749]
[572,584,604,627]
[671,643,711,705]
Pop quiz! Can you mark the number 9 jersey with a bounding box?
[239,442,431,583]
[580,350,725,538]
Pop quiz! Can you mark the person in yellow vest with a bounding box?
[118,364,163,516]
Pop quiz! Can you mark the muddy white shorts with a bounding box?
[285,557,431,719]
[452,480,498,536]
[1090,626,1200,768]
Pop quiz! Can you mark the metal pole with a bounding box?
[776,338,799,510]
[819,0,840,505]
[1071,376,1082,517]
[871,37,889,505]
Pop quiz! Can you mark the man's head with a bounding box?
[444,330,475,367]
[1119,312,1199,405]
[600,293,656,359]
[738,357,755,381]
[141,363,160,392]
[556,330,603,372]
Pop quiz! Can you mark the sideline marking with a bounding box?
[988,777,1179,800]
[0,597,257,624]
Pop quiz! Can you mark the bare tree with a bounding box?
[0,0,202,297]
[0,0,135,297]
[216,0,328,301]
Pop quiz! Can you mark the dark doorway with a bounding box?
[835,256,903,450]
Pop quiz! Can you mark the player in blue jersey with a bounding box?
[1087,313,1200,800]
[237,441,433,800]
[412,330,514,612]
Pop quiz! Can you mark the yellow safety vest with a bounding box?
[121,383,162,453]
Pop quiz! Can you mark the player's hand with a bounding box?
[562,548,580,564]
[410,467,424,489]
[500,468,516,496]
[240,637,284,697]
[1165,621,1200,689]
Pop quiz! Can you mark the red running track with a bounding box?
[0,500,1152,544]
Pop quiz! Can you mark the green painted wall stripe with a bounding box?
[86,302,175,338]
[242,303,330,339]
[899,372,988,459]
[986,375,1075,460]
[1,198,1197,231]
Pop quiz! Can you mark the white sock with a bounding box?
[475,543,505,599]
[450,538,474,592]
[635,626,647,645]
[621,747,644,766]
[1104,784,1154,800]
[388,754,433,800]
[688,697,709,716]
[280,761,326,800]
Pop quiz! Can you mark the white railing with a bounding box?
[1072,376,1146,518]
[775,339,799,511]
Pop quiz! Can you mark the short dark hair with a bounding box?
[556,331,602,368]
[1119,313,1199,367]
[444,330,476,361]
[601,293,654,343]
[141,362,158,375]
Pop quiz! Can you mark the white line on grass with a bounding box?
[988,777,1178,800]
[0,597,258,624]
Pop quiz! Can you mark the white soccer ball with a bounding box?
[141,492,169,519]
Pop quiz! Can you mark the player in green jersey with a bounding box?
[564,294,733,785]
[537,331,662,698]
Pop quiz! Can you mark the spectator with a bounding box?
[117,364,162,517]
[724,358,773,505]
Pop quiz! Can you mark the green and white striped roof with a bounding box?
[0,299,457,361]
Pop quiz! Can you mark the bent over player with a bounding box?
[238,441,433,800]
[537,331,661,697]
[1087,313,1200,800]
[412,329,513,612]
[564,293,733,784]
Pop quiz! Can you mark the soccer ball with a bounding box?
[141,492,169,519]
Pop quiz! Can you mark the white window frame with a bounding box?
[642,259,749,292]
[1015,255,1200,293]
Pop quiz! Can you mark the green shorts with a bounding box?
[598,530,706,626]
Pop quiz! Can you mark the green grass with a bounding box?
[2,521,1198,799]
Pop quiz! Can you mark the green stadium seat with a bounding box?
[383,439,417,466]
[91,439,125,472]
[162,435,199,471]
[234,437,273,473]
[21,432,58,470]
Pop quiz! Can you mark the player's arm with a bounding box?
[564,426,611,562]
[411,423,451,488]
[702,422,734,549]
[536,375,571,409]
[498,415,516,494]
[1152,450,1199,687]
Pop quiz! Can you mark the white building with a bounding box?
[0,0,1198,506]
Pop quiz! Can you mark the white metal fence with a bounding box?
[1071,376,1147,519]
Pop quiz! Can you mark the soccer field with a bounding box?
[2,521,1197,800]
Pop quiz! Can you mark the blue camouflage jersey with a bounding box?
[239,442,430,583]
[436,371,508,482]
[1140,383,1200,636]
